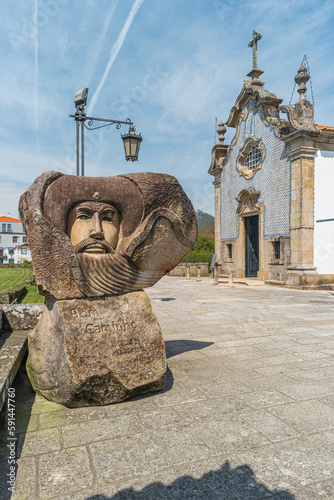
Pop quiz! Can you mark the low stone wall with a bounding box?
[0,285,27,305]
[0,303,43,332]
[0,263,32,268]
[0,303,43,412]
[168,262,209,277]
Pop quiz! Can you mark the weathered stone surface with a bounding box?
[0,304,43,332]
[27,291,166,407]
[19,171,197,300]
[0,330,28,412]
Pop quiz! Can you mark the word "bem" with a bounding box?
[71,308,100,319]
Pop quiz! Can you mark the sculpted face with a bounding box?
[67,201,120,255]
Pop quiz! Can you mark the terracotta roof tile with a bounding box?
[316,125,334,133]
[0,216,21,223]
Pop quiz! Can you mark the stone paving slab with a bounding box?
[1,276,334,499]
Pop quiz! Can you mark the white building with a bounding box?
[0,215,32,264]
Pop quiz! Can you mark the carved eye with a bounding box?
[78,214,89,220]
[101,215,113,222]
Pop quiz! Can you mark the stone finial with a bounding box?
[295,63,310,100]
[217,120,227,144]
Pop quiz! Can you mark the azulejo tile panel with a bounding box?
[221,103,291,240]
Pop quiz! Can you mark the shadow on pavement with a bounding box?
[165,340,213,359]
[0,357,35,500]
[87,461,295,499]
[150,297,176,302]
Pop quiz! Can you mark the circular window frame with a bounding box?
[237,138,265,179]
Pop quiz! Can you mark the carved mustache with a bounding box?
[73,238,115,254]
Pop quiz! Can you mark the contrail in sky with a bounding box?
[33,0,39,130]
[86,0,119,85]
[87,0,145,115]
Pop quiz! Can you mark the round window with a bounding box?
[237,139,265,179]
[244,146,263,172]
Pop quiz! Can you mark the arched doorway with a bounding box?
[244,215,259,277]
[236,189,263,279]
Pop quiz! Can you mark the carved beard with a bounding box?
[73,237,116,254]
[77,252,164,296]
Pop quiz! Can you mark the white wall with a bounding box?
[314,151,334,274]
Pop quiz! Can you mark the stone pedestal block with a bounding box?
[27,291,166,407]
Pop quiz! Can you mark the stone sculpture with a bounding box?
[19,171,197,407]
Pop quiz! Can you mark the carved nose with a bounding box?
[90,213,103,239]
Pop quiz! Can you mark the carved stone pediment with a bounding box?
[226,81,282,129]
[236,188,261,215]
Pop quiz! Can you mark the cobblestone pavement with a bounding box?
[1,277,334,499]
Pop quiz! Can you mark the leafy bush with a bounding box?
[182,235,215,265]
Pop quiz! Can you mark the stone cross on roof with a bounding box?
[248,30,262,70]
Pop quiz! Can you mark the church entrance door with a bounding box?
[245,215,259,277]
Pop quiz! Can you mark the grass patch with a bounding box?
[0,269,33,293]
[20,284,44,304]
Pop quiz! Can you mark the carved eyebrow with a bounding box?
[76,207,93,216]
[98,205,116,214]
[100,209,115,216]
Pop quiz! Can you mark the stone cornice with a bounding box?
[287,146,317,160]
[282,130,318,159]
[208,144,228,176]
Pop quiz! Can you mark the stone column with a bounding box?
[208,120,228,266]
[285,136,318,286]
[213,176,221,263]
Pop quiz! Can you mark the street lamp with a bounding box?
[69,87,142,176]
[121,126,143,161]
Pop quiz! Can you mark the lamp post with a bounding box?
[69,88,142,176]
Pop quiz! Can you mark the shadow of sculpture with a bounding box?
[86,461,295,499]
[165,340,214,359]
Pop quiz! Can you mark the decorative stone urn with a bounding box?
[19,171,197,407]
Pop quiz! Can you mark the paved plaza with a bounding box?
[1,276,334,499]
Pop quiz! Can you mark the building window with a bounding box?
[21,248,27,255]
[237,138,265,179]
[8,248,14,255]
[23,236,27,243]
[226,243,233,259]
[273,241,280,260]
[13,236,18,243]
[7,224,12,232]
[2,223,5,232]
[244,146,263,172]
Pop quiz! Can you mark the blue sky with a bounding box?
[1,0,334,218]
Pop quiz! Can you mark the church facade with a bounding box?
[209,32,334,288]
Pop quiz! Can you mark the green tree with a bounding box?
[182,235,215,265]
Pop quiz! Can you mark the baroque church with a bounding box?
[209,31,334,288]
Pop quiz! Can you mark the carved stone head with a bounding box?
[67,201,120,255]
[19,171,197,299]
